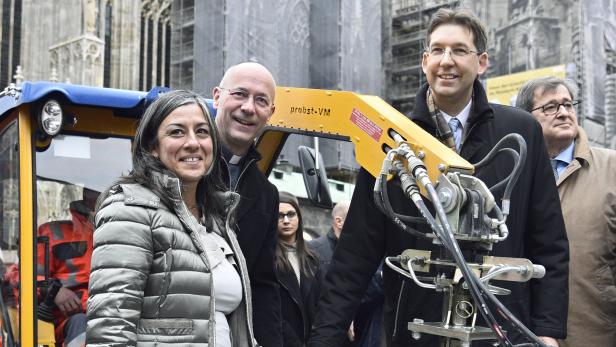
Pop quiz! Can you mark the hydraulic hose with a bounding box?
[419,173,546,347]
[473,133,527,218]
[488,148,519,192]
[419,178,512,346]
[379,173,428,239]
[375,135,545,346]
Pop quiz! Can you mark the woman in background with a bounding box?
[276,191,321,346]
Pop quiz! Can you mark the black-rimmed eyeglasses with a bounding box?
[278,211,297,221]
[531,100,580,116]
[425,47,481,59]
[219,87,273,110]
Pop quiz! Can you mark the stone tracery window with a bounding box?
[140,0,171,90]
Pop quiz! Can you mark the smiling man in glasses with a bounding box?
[212,62,283,347]
[309,8,568,347]
[517,76,616,347]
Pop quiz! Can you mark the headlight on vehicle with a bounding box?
[39,99,63,136]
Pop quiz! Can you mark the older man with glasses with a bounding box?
[212,62,283,347]
[516,76,616,347]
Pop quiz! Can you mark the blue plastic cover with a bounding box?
[0,82,147,115]
[0,81,216,121]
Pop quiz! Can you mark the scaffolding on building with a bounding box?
[170,0,195,90]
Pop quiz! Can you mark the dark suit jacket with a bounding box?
[221,145,283,347]
[307,228,337,285]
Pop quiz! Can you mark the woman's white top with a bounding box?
[283,242,301,284]
[198,229,242,347]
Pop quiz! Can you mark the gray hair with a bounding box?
[516,77,578,112]
[332,200,351,220]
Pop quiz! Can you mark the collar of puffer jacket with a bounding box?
[120,183,162,208]
[156,173,241,210]
[120,173,241,229]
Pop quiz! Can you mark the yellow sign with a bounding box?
[486,65,567,106]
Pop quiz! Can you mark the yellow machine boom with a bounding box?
[257,87,474,181]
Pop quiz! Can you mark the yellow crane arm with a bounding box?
[257,87,474,182]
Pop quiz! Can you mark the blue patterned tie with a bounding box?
[448,118,462,152]
[550,159,559,180]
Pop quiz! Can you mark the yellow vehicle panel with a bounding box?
[18,107,35,347]
[259,87,474,182]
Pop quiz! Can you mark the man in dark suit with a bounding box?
[213,62,282,346]
[309,9,568,347]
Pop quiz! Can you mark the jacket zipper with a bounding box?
[236,158,255,191]
[223,156,256,192]
[166,178,222,345]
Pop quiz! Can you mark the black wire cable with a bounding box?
[385,170,540,345]
[414,198,543,346]
[373,176,387,212]
[489,148,519,192]
[420,182,514,346]
[474,270,546,345]
[473,133,527,209]
[388,168,508,344]
[371,151,504,342]
[473,133,525,169]
[375,136,542,346]
[395,212,430,224]
[378,173,429,239]
[426,179,548,346]
[379,181,543,346]
[467,135,545,345]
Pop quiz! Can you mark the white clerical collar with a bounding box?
[441,99,472,129]
[229,155,242,165]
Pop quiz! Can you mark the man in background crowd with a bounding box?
[516,76,616,347]
[309,200,350,274]
[310,200,384,347]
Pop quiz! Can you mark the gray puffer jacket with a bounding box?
[86,175,257,346]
